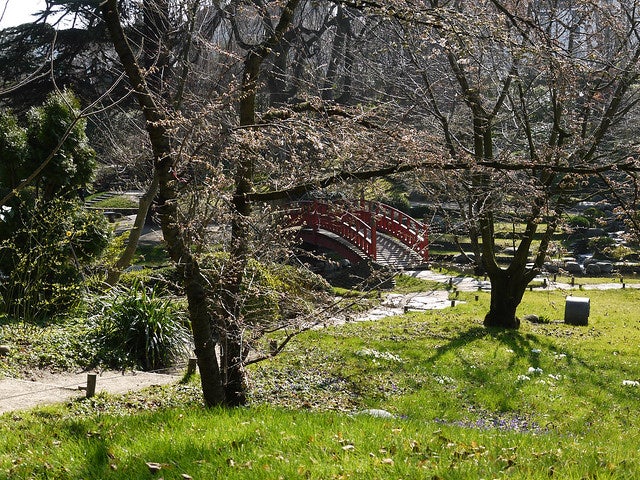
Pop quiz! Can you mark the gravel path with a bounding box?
[355,269,640,322]
[404,269,640,291]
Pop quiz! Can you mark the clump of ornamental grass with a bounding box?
[87,281,191,371]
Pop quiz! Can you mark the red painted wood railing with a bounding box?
[288,201,377,260]
[355,200,429,262]
[287,200,429,263]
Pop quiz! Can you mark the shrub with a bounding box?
[603,244,633,261]
[0,92,109,320]
[583,206,605,222]
[588,236,616,256]
[119,265,179,294]
[567,215,590,228]
[0,197,110,319]
[200,252,330,327]
[88,282,191,371]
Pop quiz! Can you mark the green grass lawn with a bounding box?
[86,193,139,210]
[2,287,640,478]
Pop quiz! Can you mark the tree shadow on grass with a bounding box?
[421,322,638,430]
[427,325,543,367]
[425,323,604,375]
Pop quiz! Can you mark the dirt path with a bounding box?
[0,369,182,415]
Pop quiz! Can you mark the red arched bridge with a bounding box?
[287,200,429,268]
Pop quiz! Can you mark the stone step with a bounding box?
[84,191,119,207]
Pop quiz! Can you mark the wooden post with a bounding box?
[571,276,575,286]
[475,295,479,301]
[85,373,97,399]
[186,357,198,375]
[450,300,455,307]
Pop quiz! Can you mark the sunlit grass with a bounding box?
[2,287,640,478]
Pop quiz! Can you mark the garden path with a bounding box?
[0,369,181,414]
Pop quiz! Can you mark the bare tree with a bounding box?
[370,0,640,327]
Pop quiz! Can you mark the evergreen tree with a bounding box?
[0,91,109,319]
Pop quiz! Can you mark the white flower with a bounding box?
[622,380,640,387]
[553,353,567,360]
[528,367,543,374]
[435,375,455,385]
[517,375,531,382]
[355,348,403,363]
[531,349,541,354]
[548,374,562,381]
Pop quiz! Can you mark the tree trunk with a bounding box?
[481,209,543,329]
[184,262,226,406]
[102,0,226,407]
[483,268,527,329]
[221,321,248,406]
[106,174,159,285]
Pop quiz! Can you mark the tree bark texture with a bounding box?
[101,0,226,406]
[482,269,525,329]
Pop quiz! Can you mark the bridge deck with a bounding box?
[306,229,426,269]
[375,233,426,269]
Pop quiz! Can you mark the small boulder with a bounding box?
[543,262,560,273]
[597,262,613,274]
[564,261,582,274]
[0,345,10,356]
[453,253,475,265]
[585,228,605,238]
[585,263,601,275]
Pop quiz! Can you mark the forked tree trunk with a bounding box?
[483,268,528,329]
[481,206,556,329]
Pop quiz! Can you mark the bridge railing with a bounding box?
[355,200,429,262]
[287,201,377,260]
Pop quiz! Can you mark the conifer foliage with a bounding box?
[0,91,109,319]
